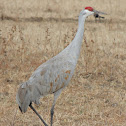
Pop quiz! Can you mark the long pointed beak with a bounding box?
[93,10,107,15]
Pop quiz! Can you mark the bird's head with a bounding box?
[81,7,107,17]
[80,7,94,17]
[80,7,105,17]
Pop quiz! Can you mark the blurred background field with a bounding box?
[0,0,126,125]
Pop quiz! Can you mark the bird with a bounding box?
[93,9,107,21]
[16,7,101,126]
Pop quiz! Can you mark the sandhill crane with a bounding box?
[16,7,102,126]
[93,10,107,21]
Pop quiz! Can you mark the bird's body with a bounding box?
[16,7,100,126]
[16,9,85,112]
[17,51,76,111]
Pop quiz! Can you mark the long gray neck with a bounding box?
[66,15,86,59]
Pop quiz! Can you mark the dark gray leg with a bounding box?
[51,89,62,126]
[50,105,54,126]
[29,103,48,126]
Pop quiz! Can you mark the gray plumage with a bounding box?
[16,8,96,126]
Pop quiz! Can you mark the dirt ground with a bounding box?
[0,0,126,125]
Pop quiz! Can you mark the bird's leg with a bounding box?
[50,104,55,126]
[29,103,48,126]
[51,89,62,126]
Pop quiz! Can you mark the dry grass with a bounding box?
[0,0,126,126]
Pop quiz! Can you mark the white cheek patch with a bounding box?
[85,9,94,16]
[85,10,91,13]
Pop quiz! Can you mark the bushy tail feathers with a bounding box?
[16,82,31,113]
